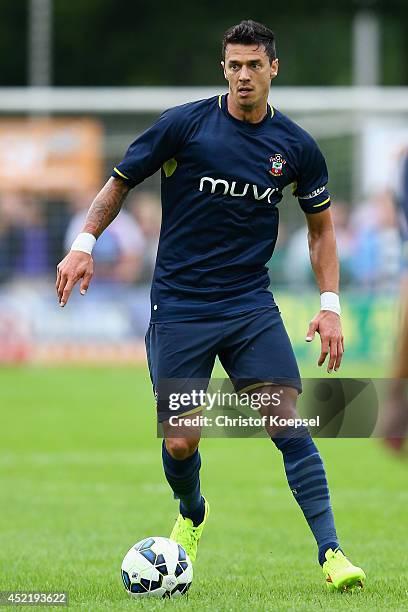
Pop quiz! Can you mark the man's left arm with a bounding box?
[304,208,344,372]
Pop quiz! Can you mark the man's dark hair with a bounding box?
[222,20,276,63]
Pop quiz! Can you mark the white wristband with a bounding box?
[320,291,341,315]
[70,232,96,255]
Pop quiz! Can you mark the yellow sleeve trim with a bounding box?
[313,197,330,208]
[113,166,130,180]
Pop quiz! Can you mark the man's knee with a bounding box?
[165,437,200,460]
[255,384,299,437]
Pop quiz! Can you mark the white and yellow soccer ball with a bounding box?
[121,537,193,598]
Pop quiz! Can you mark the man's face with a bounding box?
[222,44,278,110]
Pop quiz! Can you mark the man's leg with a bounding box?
[162,418,210,562]
[219,309,338,560]
[220,307,365,589]
[257,384,365,589]
[162,420,205,527]
[145,320,216,561]
[259,386,339,564]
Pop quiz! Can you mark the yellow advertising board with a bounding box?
[0,118,103,194]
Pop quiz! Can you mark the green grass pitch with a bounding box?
[1,363,407,611]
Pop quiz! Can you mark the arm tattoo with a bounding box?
[82,177,130,238]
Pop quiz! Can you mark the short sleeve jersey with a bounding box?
[113,94,331,322]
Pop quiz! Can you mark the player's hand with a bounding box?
[56,251,94,307]
[305,310,344,372]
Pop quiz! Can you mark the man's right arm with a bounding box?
[56,177,130,307]
[82,176,131,238]
[56,105,186,307]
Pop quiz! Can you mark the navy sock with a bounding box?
[273,428,339,564]
[161,441,205,526]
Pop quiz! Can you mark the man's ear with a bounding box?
[270,58,279,80]
[221,60,227,80]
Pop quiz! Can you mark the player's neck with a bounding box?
[227,94,268,124]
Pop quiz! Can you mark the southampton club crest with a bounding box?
[269,153,286,177]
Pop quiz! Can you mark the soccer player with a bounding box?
[56,20,366,591]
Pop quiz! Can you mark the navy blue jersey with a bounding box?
[112,94,330,322]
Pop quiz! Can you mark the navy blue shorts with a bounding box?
[145,306,301,422]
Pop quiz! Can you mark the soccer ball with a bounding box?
[121,536,193,598]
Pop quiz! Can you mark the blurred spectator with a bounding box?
[330,202,355,286]
[128,191,161,283]
[44,197,72,265]
[14,197,49,278]
[0,194,22,283]
[0,193,51,280]
[283,196,400,291]
[283,201,355,288]
[282,223,310,288]
[351,191,400,290]
[65,193,145,285]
